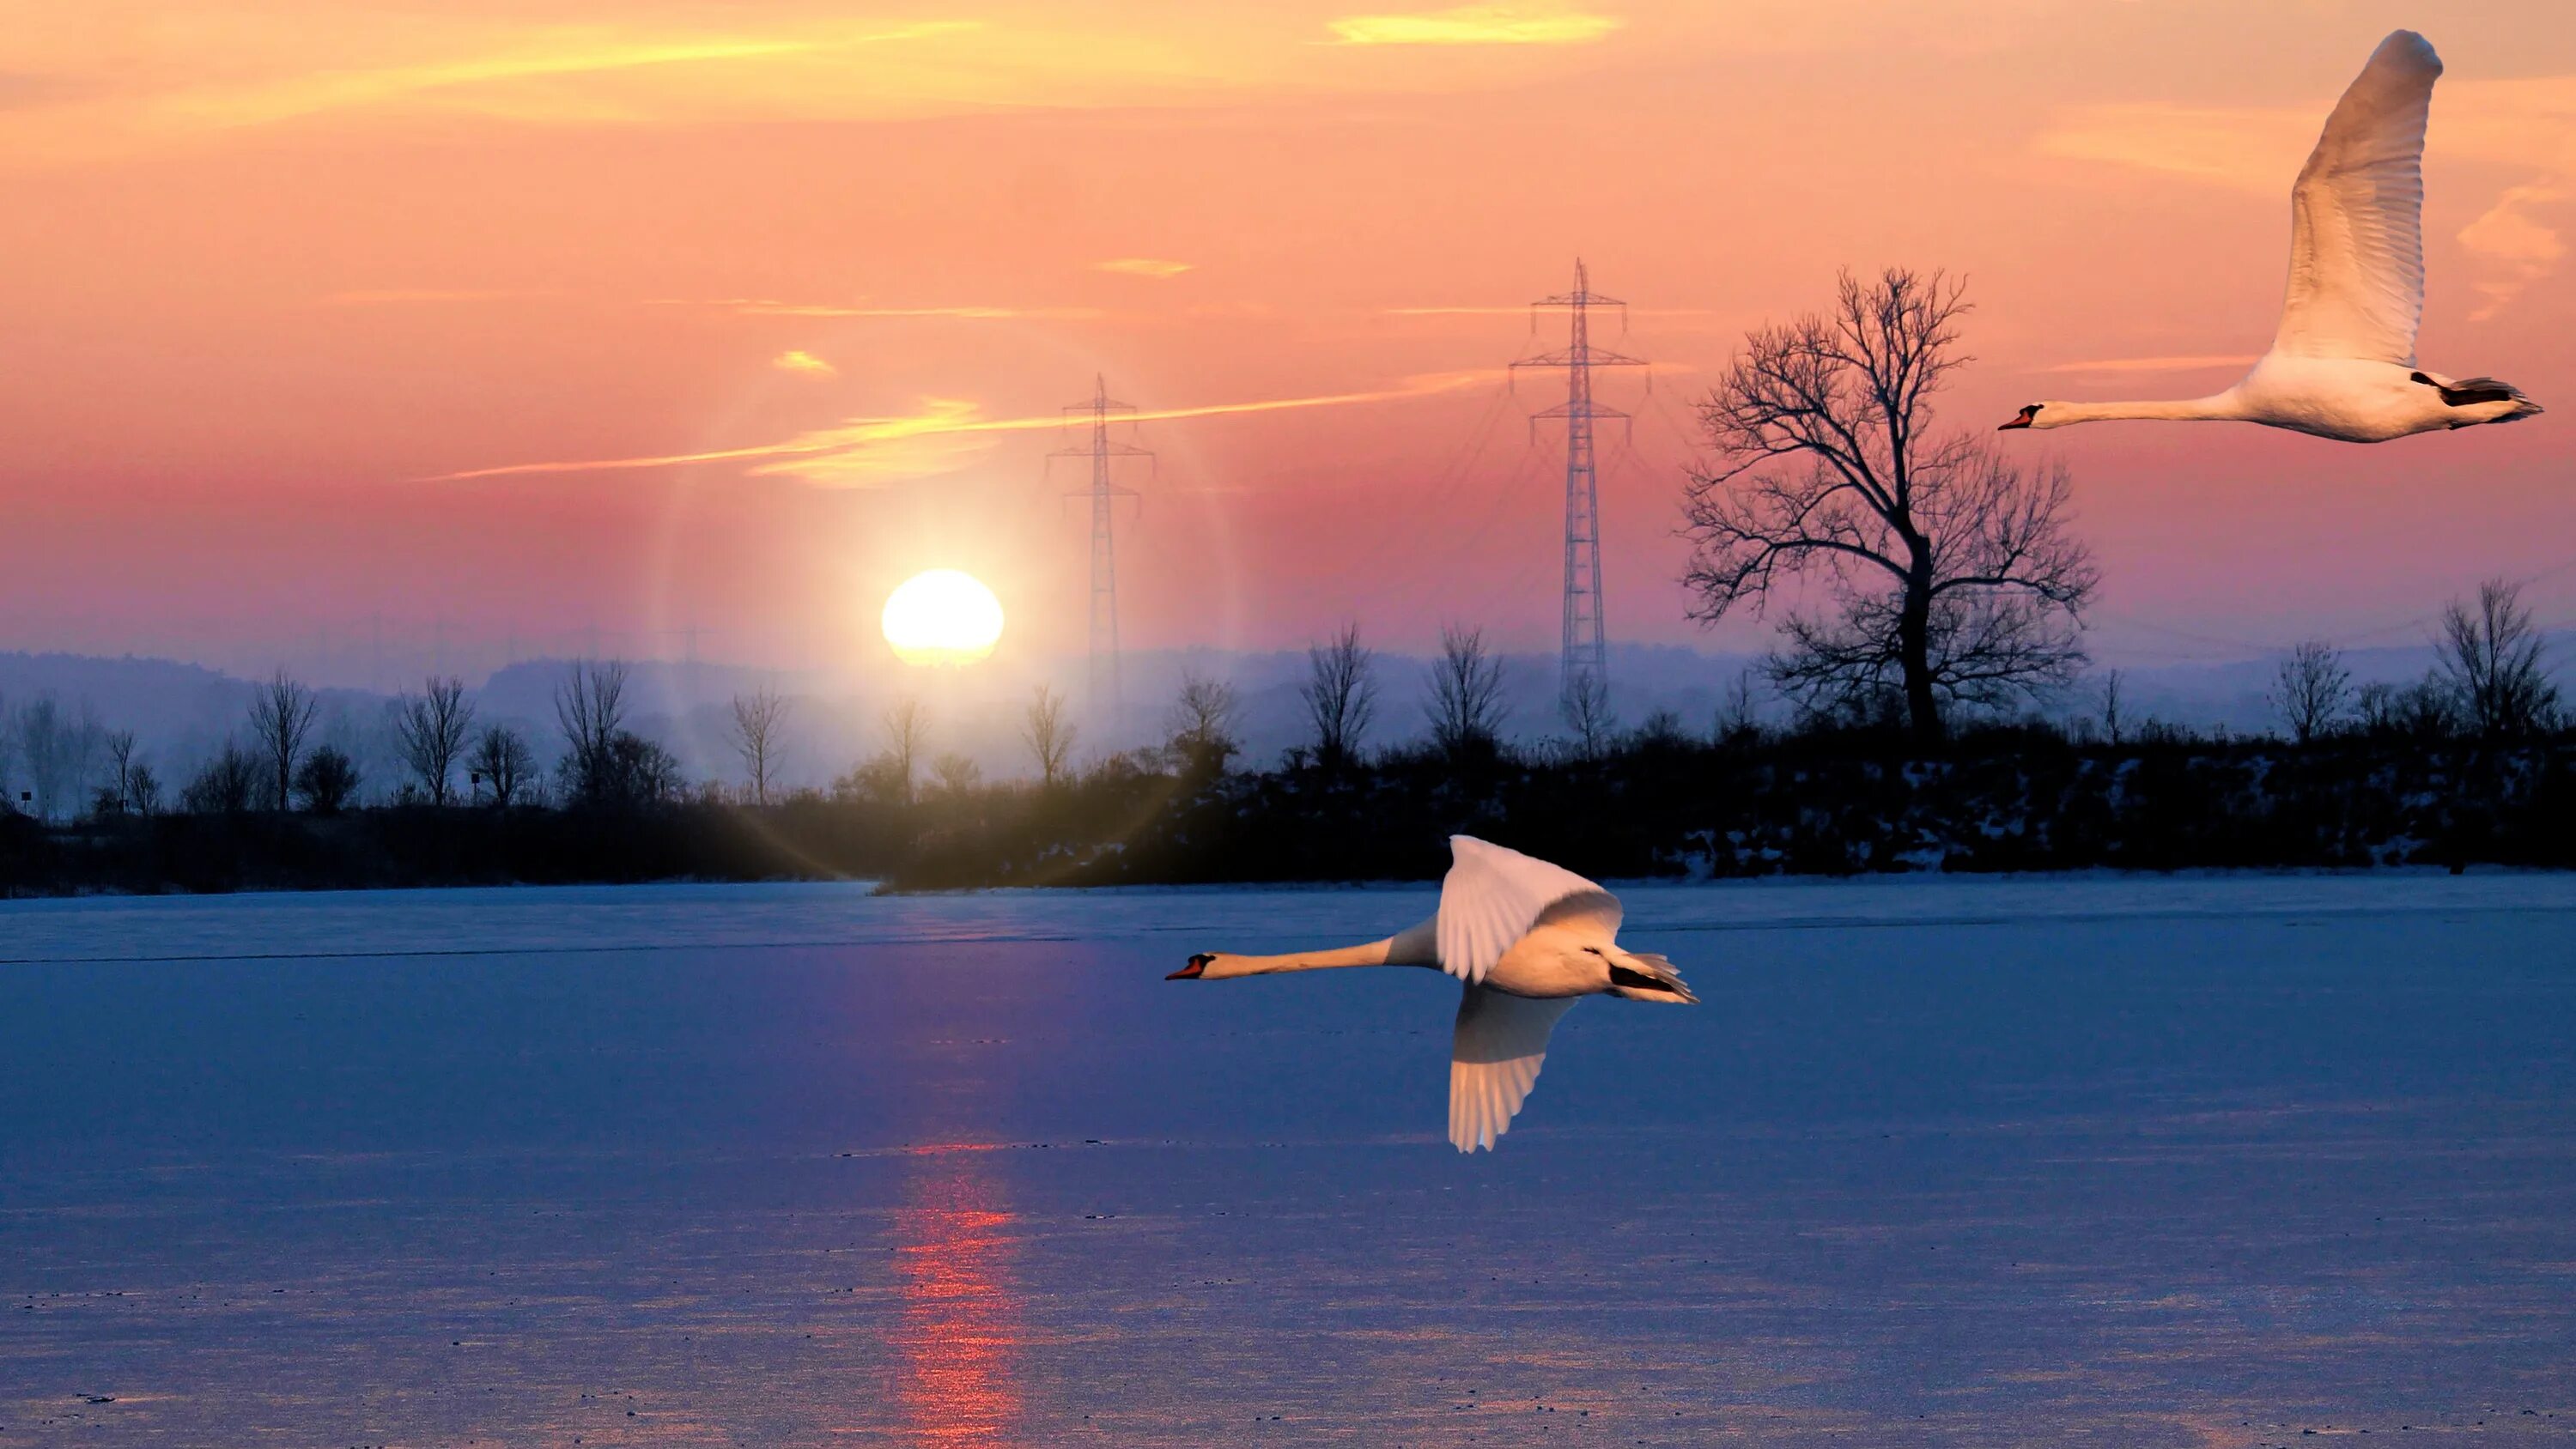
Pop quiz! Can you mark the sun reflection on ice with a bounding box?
[891,1149,1021,1445]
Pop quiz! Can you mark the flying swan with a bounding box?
[2001,30,2542,443]
[1168,835,1697,1152]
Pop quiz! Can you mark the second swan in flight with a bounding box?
[1169,835,1697,1152]
[2001,30,2541,444]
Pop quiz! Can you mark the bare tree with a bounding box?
[2095,670,2127,748]
[1681,269,2098,741]
[727,688,789,804]
[10,697,109,822]
[1562,668,1615,759]
[181,742,262,815]
[102,730,140,815]
[393,676,477,806]
[2438,579,2561,739]
[1635,706,1689,747]
[1166,669,1240,775]
[1022,685,1078,786]
[1425,624,1507,758]
[246,670,319,811]
[1300,623,1377,769]
[469,725,533,807]
[1716,670,1762,744]
[12,698,70,821]
[295,745,361,815]
[2269,641,2353,745]
[128,763,162,818]
[2359,676,2459,742]
[930,751,983,797]
[879,697,927,803]
[554,660,629,803]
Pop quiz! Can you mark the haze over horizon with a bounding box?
[6,0,2572,681]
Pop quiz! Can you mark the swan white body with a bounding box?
[1169,835,1696,1152]
[2002,31,2541,444]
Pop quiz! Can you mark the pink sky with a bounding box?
[3,0,2571,677]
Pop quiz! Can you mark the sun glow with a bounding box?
[882,569,1004,666]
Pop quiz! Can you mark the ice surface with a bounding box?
[3,875,2573,1445]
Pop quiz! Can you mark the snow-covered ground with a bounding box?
[3,876,2573,1445]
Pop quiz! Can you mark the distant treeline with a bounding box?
[3,573,2569,895]
[6,712,2573,897]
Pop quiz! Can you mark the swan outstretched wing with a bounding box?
[2273,29,2439,367]
[1449,986,1577,1153]
[1436,835,1619,984]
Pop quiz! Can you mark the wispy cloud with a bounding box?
[2458,180,2569,321]
[772,349,836,377]
[323,288,556,306]
[155,31,875,133]
[1092,258,1194,278]
[0,16,1242,164]
[422,371,1494,488]
[649,297,1101,320]
[1327,6,1624,45]
[2032,104,2307,191]
[2030,354,2257,375]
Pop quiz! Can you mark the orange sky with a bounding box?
[3,0,2572,676]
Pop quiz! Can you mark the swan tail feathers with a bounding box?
[1607,951,1698,1004]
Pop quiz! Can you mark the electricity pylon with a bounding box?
[1512,259,1644,706]
[1052,375,1151,728]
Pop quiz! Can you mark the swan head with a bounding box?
[1998,402,2053,431]
[1168,952,1216,979]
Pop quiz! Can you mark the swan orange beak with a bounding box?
[1168,954,1212,980]
[1998,404,2038,431]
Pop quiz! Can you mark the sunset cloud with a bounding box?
[771,349,835,376]
[0,15,1234,165]
[650,298,1098,320]
[157,32,848,132]
[1327,6,1623,45]
[1092,258,1194,278]
[2459,181,2569,321]
[423,372,1496,488]
[322,288,556,306]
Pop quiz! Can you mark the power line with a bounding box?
[1050,375,1151,730]
[1512,259,1646,706]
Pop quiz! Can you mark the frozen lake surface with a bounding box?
[3,874,2573,1446]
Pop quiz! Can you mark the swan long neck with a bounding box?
[1203,918,1438,979]
[2046,392,2244,425]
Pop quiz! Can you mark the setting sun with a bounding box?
[881,569,1004,666]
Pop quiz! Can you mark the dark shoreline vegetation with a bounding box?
[7,716,2574,898]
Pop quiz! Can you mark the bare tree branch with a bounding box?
[1301,622,1377,770]
[1681,268,2094,738]
[727,688,789,805]
[1022,685,1077,787]
[247,670,319,812]
[394,676,476,806]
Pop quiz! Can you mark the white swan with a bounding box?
[1167,835,1697,1152]
[2002,30,2542,444]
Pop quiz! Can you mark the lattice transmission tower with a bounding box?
[1051,375,1151,727]
[1512,259,1645,706]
